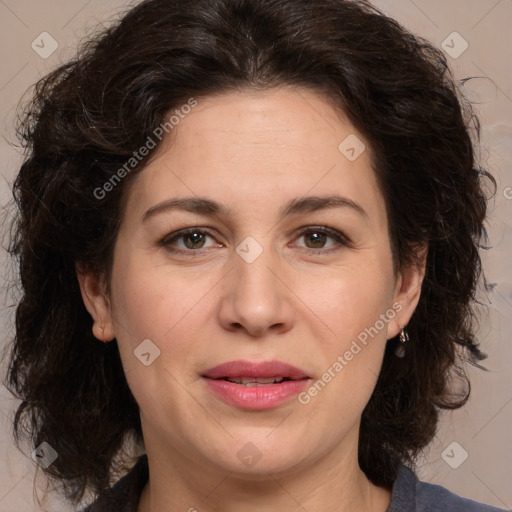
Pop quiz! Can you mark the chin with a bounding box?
[203,435,311,478]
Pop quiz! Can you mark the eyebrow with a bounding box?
[141,194,368,223]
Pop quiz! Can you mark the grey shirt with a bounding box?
[82,454,508,511]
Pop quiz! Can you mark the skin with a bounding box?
[78,86,426,512]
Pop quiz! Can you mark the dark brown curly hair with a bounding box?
[4,0,495,507]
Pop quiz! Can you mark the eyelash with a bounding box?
[159,226,351,256]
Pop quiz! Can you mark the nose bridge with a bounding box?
[217,234,294,336]
[233,235,280,305]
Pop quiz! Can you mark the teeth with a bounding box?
[225,377,285,385]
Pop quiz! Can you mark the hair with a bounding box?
[4,0,495,507]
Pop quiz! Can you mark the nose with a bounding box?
[217,242,295,338]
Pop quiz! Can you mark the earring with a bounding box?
[395,326,409,358]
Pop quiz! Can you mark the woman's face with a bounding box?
[80,86,423,478]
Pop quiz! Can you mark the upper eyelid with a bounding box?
[296,225,350,240]
[161,227,218,242]
[160,227,220,250]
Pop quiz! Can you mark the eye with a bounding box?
[160,228,221,253]
[292,226,351,254]
[160,225,351,256]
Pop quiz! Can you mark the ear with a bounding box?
[76,264,115,342]
[387,243,428,339]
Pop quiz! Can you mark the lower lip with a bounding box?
[204,378,310,410]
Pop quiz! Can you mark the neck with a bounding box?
[137,426,391,512]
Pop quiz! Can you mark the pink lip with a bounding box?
[203,360,309,380]
[202,360,310,410]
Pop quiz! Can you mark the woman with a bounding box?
[5,0,505,510]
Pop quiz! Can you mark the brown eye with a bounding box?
[161,228,220,253]
[182,231,207,249]
[293,226,351,254]
[303,231,328,249]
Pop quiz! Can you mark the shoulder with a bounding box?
[388,464,508,512]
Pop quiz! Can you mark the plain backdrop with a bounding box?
[0,1,511,510]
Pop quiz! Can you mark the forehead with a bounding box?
[124,87,386,227]
[163,87,364,165]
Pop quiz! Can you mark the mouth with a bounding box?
[202,360,311,410]
[202,359,309,380]
[220,376,296,386]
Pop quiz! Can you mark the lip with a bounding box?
[203,360,309,380]
[202,360,311,410]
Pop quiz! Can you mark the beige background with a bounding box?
[0,0,511,510]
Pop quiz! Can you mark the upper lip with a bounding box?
[202,360,309,380]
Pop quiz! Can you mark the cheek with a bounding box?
[108,255,226,411]
[299,258,395,408]
[108,260,209,417]
[110,254,213,343]
[305,260,395,345]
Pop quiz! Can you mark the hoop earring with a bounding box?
[395,326,409,358]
